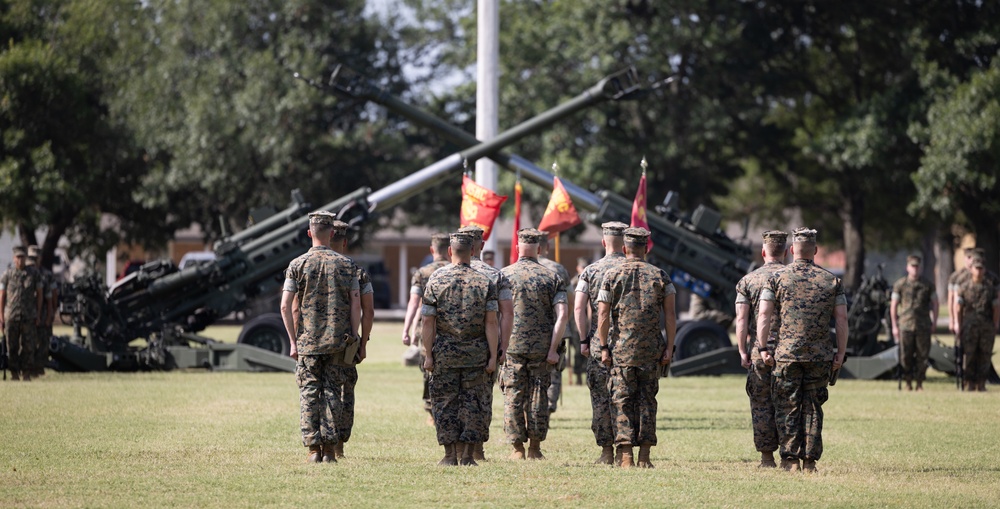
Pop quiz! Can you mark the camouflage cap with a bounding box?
[309,211,338,226]
[12,245,26,257]
[27,245,40,258]
[907,254,922,266]
[791,227,817,243]
[761,230,788,245]
[601,221,628,236]
[450,232,474,247]
[517,228,542,244]
[457,225,485,242]
[970,256,985,269]
[623,227,651,245]
[536,230,552,243]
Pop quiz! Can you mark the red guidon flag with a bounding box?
[510,179,523,264]
[460,175,508,241]
[538,176,581,237]
[630,172,653,250]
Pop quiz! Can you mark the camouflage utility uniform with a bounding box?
[331,263,373,445]
[1,261,41,376]
[469,256,512,447]
[411,258,451,413]
[956,277,999,386]
[501,256,566,444]
[284,245,360,449]
[27,248,56,374]
[539,255,571,413]
[735,260,784,454]
[891,276,936,383]
[422,262,498,446]
[598,258,675,448]
[575,251,625,448]
[761,258,846,463]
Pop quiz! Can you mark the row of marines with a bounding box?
[1,245,59,381]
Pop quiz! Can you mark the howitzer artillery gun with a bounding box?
[50,69,646,372]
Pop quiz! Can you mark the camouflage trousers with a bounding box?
[609,363,660,447]
[586,357,614,447]
[898,329,931,383]
[745,348,778,453]
[961,321,997,384]
[297,354,351,447]
[772,361,830,461]
[35,324,52,371]
[324,366,358,443]
[4,319,36,372]
[503,354,552,443]
[547,341,567,412]
[429,367,491,445]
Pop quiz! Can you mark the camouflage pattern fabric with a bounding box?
[411,259,449,413]
[470,258,511,444]
[1,266,41,373]
[761,259,846,362]
[898,330,931,383]
[422,263,497,445]
[297,354,352,447]
[283,246,359,355]
[501,257,567,359]
[539,257,571,295]
[609,363,660,446]
[576,253,626,352]
[596,258,676,366]
[891,276,935,333]
[502,353,552,443]
[35,267,56,371]
[772,361,830,461]
[585,357,614,447]
[736,261,784,453]
[947,267,969,293]
[957,278,999,383]
[325,263,371,444]
[539,257,571,413]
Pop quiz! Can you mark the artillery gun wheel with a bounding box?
[673,320,731,361]
[237,313,289,356]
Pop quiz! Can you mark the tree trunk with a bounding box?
[968,210,1000,278]
[920,225,937,283]
[839,192,865,292]
[933,226,953,305]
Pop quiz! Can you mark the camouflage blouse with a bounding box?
[501,257,567,359]
[421,263,498,369]
[597,258,676,366]
[0,267,41,321]
[957,278,1000,325]
[891,276,935,332]
[761,259,846,362]
[471,259,513,302]
[283,246,359,355]
[735,261,785,347]
[574,252,625,350]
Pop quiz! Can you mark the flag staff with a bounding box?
[552,162,561,263]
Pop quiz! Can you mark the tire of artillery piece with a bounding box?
[237,313,290,357]
[672,320,731,361]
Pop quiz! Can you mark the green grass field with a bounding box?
[2,323,999,508]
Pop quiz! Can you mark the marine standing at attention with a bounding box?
[955,253,1000,392]
[501,228,568,460]
[596,227,676,469]
[421,232,499,466]
[734,230,787,468]
[889,254,938,391]
[757,227,847,473]
[0,246,42,382]
[573,221,627,465]
[26,245,56,378]
[537,232,572,414]
[280,212,361,463]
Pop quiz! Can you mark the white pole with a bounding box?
[476,0,500,262]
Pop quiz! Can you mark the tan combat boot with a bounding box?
[321,444,336,463]
[595,446,615,465]
[636,445,654,469]
[617,445,634,468]
[438,443,458,466]
[915,381,924,392]
[759,451,777,468]
[802,459,817,472]
[307,445,323,463]
[905,379,913,391]
[527,439,545,460]
[978,381,988,392]
[472,442,486,462]
[510,441,526,460]
[459,443,478,466]
[780,457,800,472]
[333,442,345,459]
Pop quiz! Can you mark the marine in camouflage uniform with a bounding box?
[402,233,452,420]
[890,255,938,391]
[596,227,676,469]
[573,221,627,464]
[1,246,42,381]
[757,227,848,473]
[734,230,787,468]
[500,228,568,460]
[955,255,1000,392]
[458,225,514,462]
[26,245,56,377]
[421,232,499,466]
[948,247,979,334]
[538,234,571,414]
[280,212,361,463]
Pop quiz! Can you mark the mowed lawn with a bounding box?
[2,323,999,508]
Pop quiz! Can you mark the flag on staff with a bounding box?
[631,157,653,251]
[510,177,523,264]
[537,175,581,237]
[460,175,508,240]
